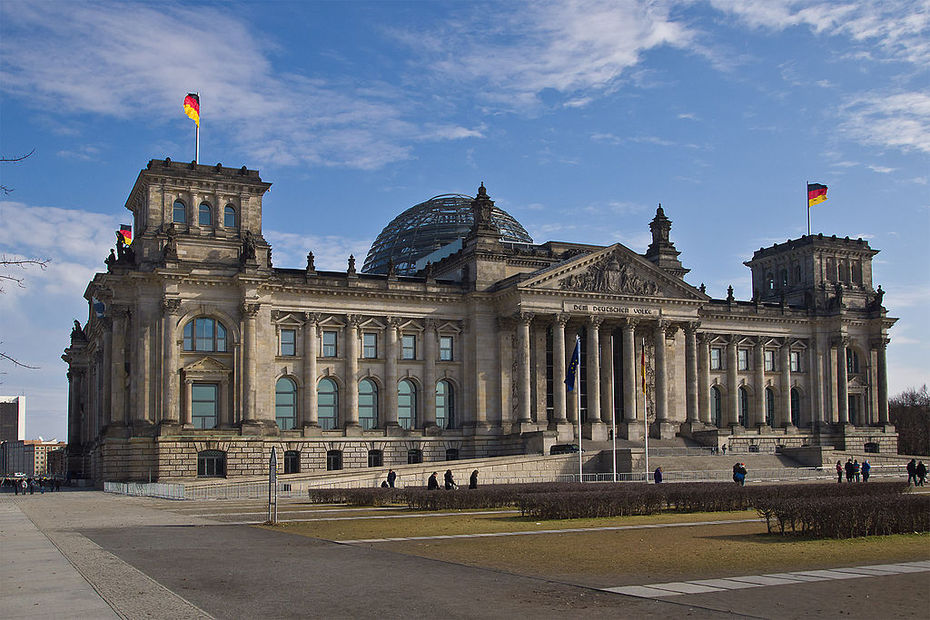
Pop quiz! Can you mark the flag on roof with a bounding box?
[119,224,132,245]
[183,93,200,127]
[807,183,828,207]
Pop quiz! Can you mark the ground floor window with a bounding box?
[192,383,218,429]
[197,450,225,477]
[407,449,422,464]
[368,449,383,467]
[326,450,343,471]
[436,380,454,429]
[445,448,459,461]
[738,387,749,427]
[765,388,775,426]
[284,450,300,474]
[318,378,338,430]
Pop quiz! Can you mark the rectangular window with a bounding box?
[362,333,378,359]
[401,334,416,360]
[280,329,296,356]
[321,330,337,358]
[191,383,218,429]
[710,347,722,370]
[737,349,749,371]
[764,350,775,372]
[439,336,453,361]
[790,351,801,372]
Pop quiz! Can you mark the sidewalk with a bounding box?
[0,497,117,619]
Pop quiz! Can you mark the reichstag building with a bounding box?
[63,160,897,481]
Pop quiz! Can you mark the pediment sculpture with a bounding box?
[559,254,660,296]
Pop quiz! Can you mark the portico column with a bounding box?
[836,336,849,425]
[599,322,614,424]
[162,299,181,423]
[697,333,711,425]
[109,307,127,426]
[241,303,259,423]
[875,337,889,425]
[183,378,193,425]
[780,340,792,427]
[517,313,533,423]
[384,318,399,427]
[423,320,438,428]
[345,315,360,427]
[685,322,699,424]
[302,313,319,427]
[552,315,568,423]
[726,337,738,427]
[622,319,637,422]
[753,337,766,427]
[586,316,602,425]
[810,335,824,426]
[653,321,668,423]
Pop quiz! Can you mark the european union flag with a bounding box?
[565,336,581,392]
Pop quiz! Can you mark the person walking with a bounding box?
[738,463,747,486]
[845,459,854,483]
[917,461,927,486]
[20,479,27,495]
[12,479,19,495]
[836,460,843,483]
[906,459,917,485]
[853,459,861,483]
[427,472,439,490]
[444,469,456,490]
[862,460,871,482]
[654,466,663,484]
[387,469,396,488]
[469,469,479,489]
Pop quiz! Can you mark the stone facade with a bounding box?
[63,160,898,482]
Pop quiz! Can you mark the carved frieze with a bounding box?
[559,251,660,296]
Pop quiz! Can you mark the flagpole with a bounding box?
[195,91,200,164]
[610,333,617,483]
[576,335,583,483]
[643,336,649,483]
[806,180,810,236]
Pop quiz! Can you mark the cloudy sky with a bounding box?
[1,0,927,439]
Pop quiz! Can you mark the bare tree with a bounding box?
[1,149,35,194]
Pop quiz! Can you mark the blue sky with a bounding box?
[1,0,927,439]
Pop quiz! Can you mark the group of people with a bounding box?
[906,459,927,486]
[427,469,479,490]
[732,462,748,486]
[2,476,62,494]
[836,459,871,483]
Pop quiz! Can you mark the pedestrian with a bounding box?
[862,460,871,482]
[917,461,927,486]
[738,463,747,486]
[733,462,741,484]
[13,479,19,495]
[654,466,663,484]
[20,479,27,495]
[845,459,854,483]
[387,469,397,488]
[906,459,917,485]
[469,469,479,489]
[836,460,843,483]
[55,478,61,492]
[380,480,389,488]
[27,479,34,495]
[853,459,861,483]
[427,472,439,490]
[721,444,727,455]
[444,469,456,490]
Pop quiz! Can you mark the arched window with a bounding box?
[358,379,378,430]
[780,269,788,288]
[275,377,297,429]
[765,388,775,426]
[199,202,213,226]
[398,379,417,430]
[738,386,749,426]
[436,380,454,429]
[326,450,342,471]
[407,448,422,464]
[197,450,225,477]
[710,386,722,427]
[846,349,860,374]
[284,450,300,474]
[183,317,227,352]
[173,199,187,223]
[224,204,237,228]
[317,378,338,430]
[765,273,775,292]
[790,388,801,426]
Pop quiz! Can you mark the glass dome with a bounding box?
[362,193,533,275]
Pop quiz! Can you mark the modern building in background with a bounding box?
[0,396,26,444]
[63,159,897,483]
[1,439,67,476]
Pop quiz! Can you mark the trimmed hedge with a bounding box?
[756,493,930,537]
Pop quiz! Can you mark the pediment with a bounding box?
[519,244,706,301]
[182,356,230,373]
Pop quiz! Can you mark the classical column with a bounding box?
[653,321,668,422]
[552,314,568,423]
[684,322,699,424]
[302,313,319,427]
[182,378,193,425]
[384,317,399,427]
[779,339,792,427]
[726,337,738,427]
[622,319,637,422]
[241,303,259,423]
[345,315,360,427]
[875,337,889,425]
[697,332,711,425]
[810,335,824,426]
[836,336,849,425]
[109,307,127,426]
[423,319,438,428]
[586,316,602,425]
[162,299,181,423]
[137,310,151,425]
[566,326,579,423]
[599,322,614,425]
[516,313,533,423]
[753,337,765,427]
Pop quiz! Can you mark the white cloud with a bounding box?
[264,231,373,272]
[839,92,930,154]
[867,165,895,174]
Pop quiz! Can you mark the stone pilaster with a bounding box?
[599,322,615,425]
[384,317,400,432]
[516,312,533,425]
[780,339,792,428]
[108,306,128,430]
[161,299,181,425]
[836,335,849,426]
[302,313,319,430]
[726,336,738,428]
[241,302,260,425]
[874,337,890,426]
[697,332,711,425]
[753,336,766,428]
[552,315,568,424]
[423,319,438,430]
[344,314,360,430]
[651,321,676,439]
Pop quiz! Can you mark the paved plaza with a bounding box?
[2,490,928,619]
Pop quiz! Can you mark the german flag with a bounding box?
[183,93,200,127]
[119,224,132,245]
[808,183,828,207]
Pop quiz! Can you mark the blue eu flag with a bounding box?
[565,336,581,392]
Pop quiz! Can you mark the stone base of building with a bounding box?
[583,421,608,441]
[651,420,678,440]
[617,421,645,441]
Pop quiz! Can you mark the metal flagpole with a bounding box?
[610,333,617,482]
[576,335,583,483]
[643,336,649,482]
[806,180,810,237]
[195,91,200,164]
[268,447,277,524]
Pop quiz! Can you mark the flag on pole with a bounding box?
[183,93,200,127]
[565,336,581,392]
[807,183,828,207]
[118,224,132,245]
[641,344,646,391]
